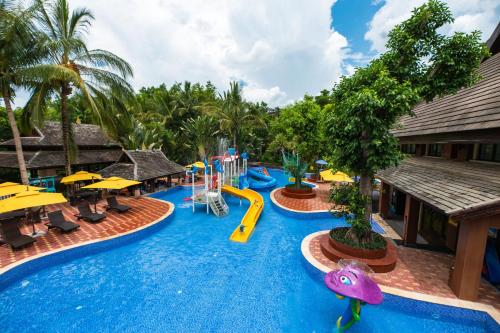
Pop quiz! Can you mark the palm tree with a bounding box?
[181,114,220,160]
[25,0,134,176]
[0,0,44,184]
[217,81,263,148]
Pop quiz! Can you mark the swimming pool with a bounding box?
[0,169,497,332]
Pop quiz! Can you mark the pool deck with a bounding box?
[0,197,172,272]
[303,231,500,322]
[271,182,334,212]
[269,182,499,320]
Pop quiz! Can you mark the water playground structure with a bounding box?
[324,260,383,332]
[186,149,274,243]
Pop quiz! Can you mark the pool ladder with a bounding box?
[208,191,229,217]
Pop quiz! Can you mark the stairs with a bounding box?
[208,191,229,217]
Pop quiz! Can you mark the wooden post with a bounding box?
[379,182,391,218]
[403,195,420,245]
[449,218,490,300]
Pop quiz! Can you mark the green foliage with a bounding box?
[330,228,386,250]
[282,151,308,189]
[267,96,327,165]
[330,184,370,239]
[0,106,11,141]
[324,1,488,243]
[216,81,265,148]
[181,114,220,160]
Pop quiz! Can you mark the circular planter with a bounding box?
[281,186,316,199]
[329,227,387,259]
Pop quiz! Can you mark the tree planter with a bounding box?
[319,228,397,273]
[328,228,386,259]
[280,186,316,199]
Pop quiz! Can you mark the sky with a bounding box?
[12,0,500,108]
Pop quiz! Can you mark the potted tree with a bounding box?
[324,1,487,258]
[281,151,316,199]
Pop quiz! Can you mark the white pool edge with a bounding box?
[301,230,500,324]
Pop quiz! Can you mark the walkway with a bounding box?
[305,231,500,312]
[0,197,172,270]
[272,182,333,211]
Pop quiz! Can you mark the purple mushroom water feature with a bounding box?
[324,260,383,331]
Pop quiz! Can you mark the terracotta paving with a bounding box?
[0,197,171,270]
[273,182,335,211]
[309,233,500,311]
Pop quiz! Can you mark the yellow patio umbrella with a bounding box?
[81,177,141,190]
[0,190,68,236]
[81,177,140,213]
[185,161,206,169]
[0,182,46,197]
[320,169,354,183]
[60,171,103,184]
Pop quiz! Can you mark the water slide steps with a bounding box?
[221,185,264,243]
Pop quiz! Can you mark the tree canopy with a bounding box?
[325,0,489,244]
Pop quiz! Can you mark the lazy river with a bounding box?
[0,169,497,332]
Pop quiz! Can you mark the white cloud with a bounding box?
[37,0,349,107]
[242,85,287,105]
[365,0,499,53]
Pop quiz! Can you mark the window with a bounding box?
[478,144,500,162]
[401,144,416,154]
[427,144,442,157]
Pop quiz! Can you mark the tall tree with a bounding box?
[217,81,262,148]
[181,114,220,160]
[325,0,488,245]
[0,0,43,184]
[25,0,134,175]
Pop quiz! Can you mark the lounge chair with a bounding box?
[46,210,80,233]
[106,196,130,213]
[76,202,106,223]
[0,219,36,250]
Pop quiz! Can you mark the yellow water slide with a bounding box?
[221,185,264,243]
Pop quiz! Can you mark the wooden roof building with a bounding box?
[0,121,122,174]
[99,150,185,182]
[377,23,500,302]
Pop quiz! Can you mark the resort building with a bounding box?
[377,24,500,301]
[0,121,122,179]
[0,122,185,192]
[99,150,185,192]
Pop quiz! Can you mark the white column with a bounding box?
[192,171,195,213]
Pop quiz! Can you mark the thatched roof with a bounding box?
[377,157,500,218]
[99,150,185,181]
[0,149,122,169]
[0,121,120,148]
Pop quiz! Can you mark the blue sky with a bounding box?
[10,0,500,108]
[332,0,383,58]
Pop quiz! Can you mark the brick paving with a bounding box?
[0,197,171,270]
[273,182,335,211]
[309,233,500,310]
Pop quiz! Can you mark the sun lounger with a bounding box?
[46,210,80,233]
[76,202,106,223]
[0,219,36,250]
[106,196,130,213]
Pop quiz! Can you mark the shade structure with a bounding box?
[0,191,67,213]
[0,182,46,197]
[61,171,103,184]
[185,161,207,169]
[315,159,328,165]
[320,169,354,183]
[82,177,141,190]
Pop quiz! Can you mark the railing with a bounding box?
[208,191,229,217]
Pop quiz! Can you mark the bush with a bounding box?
[330,228,386,250]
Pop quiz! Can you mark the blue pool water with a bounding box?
[0,169,497,332]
